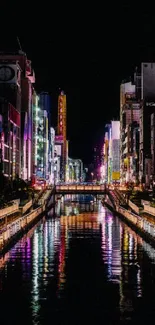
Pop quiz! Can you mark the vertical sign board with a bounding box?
[58,91,67,180]
[12,126,16,179]
[112,139,120,180]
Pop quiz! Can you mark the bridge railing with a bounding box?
[56,185,105,191]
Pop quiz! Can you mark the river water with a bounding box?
[0,195,155,324]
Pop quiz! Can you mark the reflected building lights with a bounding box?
[43,223,48,277]
[137,268,142,297]
[31,231,40,319]
[142,241,155,261]
[2,195,155,324]
[111,220,121,280]
[58,226,67,292]
[107,217,113,278]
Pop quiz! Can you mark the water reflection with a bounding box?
[0,196,155,323]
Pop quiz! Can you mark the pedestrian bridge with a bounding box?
[55,184,106,195]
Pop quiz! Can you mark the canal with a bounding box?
[0,195,155,324]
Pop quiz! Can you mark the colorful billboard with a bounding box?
[112,172,120,180]
[58,91,66,141]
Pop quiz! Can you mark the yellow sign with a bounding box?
[112,172,120,180]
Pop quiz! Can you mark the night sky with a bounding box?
[1,4,155,163]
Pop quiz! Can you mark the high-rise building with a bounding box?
[111,121,120,183]
[0,50,35,181]
[120,63,155,186]
[0,98,20,179]
[103,130,109,183]
[68,158,83,182]
[39,92,51,130]
[39,92,52,180]
[0,57,22,179]
[102,121,120,184]
[54,136,62,183]
[138,63,155,186]
[32,91,39,183]
[49,127,55,184]
[120,81,140,184]
[93,144,102,180]
[32,92,49,184]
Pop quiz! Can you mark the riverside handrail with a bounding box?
[56,185,105,191]
[128,199,140,214]
[116,204,155,239]
[0,201,19,219]
[0,205,43,249]
[19,199,33,214]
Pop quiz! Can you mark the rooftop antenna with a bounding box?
[16,36,23,51]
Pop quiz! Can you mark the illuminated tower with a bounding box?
[57,90,67,181]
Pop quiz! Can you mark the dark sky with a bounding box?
[1,3,155,163]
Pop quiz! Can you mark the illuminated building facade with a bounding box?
[0,51,35,181]
[103,129,109,183]
[39,92,51,129]
[0,57,21,179]
[0,98,20,179]
[32,92,49,183]
[54,155,61,184]
[32,91,40,182]
[120,81,140,184]
[111,121,120,183]
[37,100,48,180]
[107,125,112,184]
[102,122,120,184]
[68,158,83,182]
[120,63,155,186]
[138,63,155,186]
[93,144,102,181]
[49,127,55,184]
[32,91,37,182]
[54,135,63,183]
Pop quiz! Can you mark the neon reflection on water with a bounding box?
[2,196,155,323]
[31,218,60,321]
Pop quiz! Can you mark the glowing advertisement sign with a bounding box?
[12,126,16,178]
[58,92,66,142]
[55,135,63,143]
[112,139,120,180]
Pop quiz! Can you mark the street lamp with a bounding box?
[91,172,94,182]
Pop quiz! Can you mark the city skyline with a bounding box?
[1,5,155,163]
